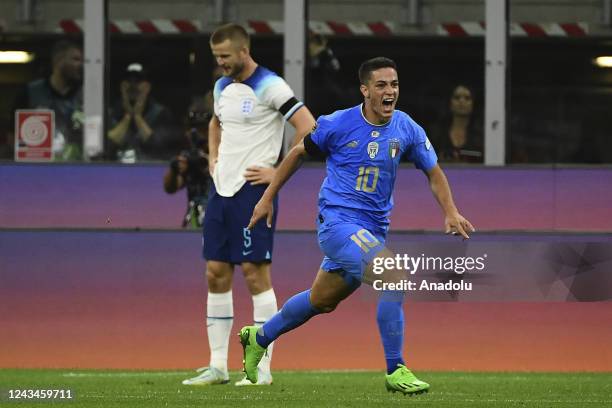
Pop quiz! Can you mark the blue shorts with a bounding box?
[202,182,278,264]
[317,212,386,288]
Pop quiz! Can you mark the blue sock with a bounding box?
[256,289,320,348]
[377,291,405,374]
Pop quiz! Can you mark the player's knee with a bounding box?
[243,270,263,291]
[242,264,271,293]
[206,265,231,289]
[310,298,338,313]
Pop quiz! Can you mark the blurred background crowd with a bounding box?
[1,0,612,165]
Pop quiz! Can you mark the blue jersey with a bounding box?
[310,104,437,232]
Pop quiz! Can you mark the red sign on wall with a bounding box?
[14,109,54,162]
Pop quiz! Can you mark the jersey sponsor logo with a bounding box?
[389,138,400,158]
[242,250,254,256]
[367,141,379,159]
[425,136,432,150]
[241,98,254,115]
[346,140,358,148]
[371,130,380,138]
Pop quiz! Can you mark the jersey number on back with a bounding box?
[355,166,379,193]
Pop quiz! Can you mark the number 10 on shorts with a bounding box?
[350,228,380,253]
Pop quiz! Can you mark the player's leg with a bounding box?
[227,182,279,385]
[182,265,235,386]
[321,220,429,395]
[236,262,277,386]
[258,267,356,342]
[183,187,233,386]
[239,268,356,383]
[244,219,373,353]
[364,247,430,395]
[205,261,235,375]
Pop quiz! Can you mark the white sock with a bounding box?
[207,290,233,373]
[252,288,278,374]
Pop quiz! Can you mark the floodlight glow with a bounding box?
[0,51,34,64]
[594,56,612,68]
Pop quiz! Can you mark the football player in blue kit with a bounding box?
[240,57,474,394]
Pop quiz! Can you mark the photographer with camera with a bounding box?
[163,97,211,228]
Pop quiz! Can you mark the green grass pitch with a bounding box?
[1,369,611,407]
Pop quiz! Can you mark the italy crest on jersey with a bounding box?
[389,138,400,159]
[367,141,379,159]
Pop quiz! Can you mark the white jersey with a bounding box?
[213,66,303,197]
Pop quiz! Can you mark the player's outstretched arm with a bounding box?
[425,164,475,239]
[247,140,306,229]
[247,140,308,229]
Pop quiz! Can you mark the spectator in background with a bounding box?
[163,67,223,228]
[202,65,224,115]
[11,40,84,161]
[107,63,178,162]
[430,84,483,163]
[163,95,212,229]
[306,33,350,117]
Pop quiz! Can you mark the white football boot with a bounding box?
[182,366,229,385]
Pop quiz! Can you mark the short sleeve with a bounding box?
[405,123,438,171]
[261,78,304,120]
[309,115,333,155]
[213,79,221,117]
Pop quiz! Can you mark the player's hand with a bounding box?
[248,198,274,229]
[244,166,275,185]
[445,212,475,240]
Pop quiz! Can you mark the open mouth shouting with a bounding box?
[381,97,395,114]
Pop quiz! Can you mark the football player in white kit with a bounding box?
[182,23,316,386]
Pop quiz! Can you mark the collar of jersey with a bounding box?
[359,103,393,127]
[235,65,262,88]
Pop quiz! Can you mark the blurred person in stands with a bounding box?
[163,67,224,227]
[202,65,224,115]
[163,95,212,229]
[307,33,351,117]
[430,84,483,163]
[107,63,178,162]
[11,40,84,161]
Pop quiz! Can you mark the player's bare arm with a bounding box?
[208,114,221,175]
[243,107,315,186]
[288,106,317,147]
[425,164,475,239]
[248,139,308,229]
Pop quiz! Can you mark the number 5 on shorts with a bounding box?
[350,228,380,253]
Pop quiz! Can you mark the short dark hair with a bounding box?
[51,40,81,65]
[210,23,250,48]
[358,57,397,84]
